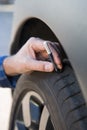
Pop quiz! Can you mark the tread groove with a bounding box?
[57,81,75,97]
[54,74,70,87]
[61,91,81,106]
[65,103,86,120]
[70,116,87,130]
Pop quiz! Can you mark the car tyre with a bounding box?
[9,65,87,130]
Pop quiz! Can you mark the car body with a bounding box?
[10,0,87,101]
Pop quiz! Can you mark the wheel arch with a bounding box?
[10,17,67,60]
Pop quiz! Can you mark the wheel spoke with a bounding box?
[22,93,31,127]
[15,120,27,130]
[39,106,50,130]
[22,91,44,128]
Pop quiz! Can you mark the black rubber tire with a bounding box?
[9,66,87,130]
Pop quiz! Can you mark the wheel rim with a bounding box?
[13,91,54,130]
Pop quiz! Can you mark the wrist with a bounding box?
[3,56,18,76]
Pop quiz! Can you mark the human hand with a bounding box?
[3,37,62,76]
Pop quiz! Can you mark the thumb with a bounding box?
[27,60,54,72]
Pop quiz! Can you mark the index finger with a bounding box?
[28,37,45,52]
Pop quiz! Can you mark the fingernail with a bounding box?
[58,64,63,70]
[45,64,52,71]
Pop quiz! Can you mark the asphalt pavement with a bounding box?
[0,11,13,130]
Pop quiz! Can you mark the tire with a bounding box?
[9,66,87,130]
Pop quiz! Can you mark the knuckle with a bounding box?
[29,37,36,42]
